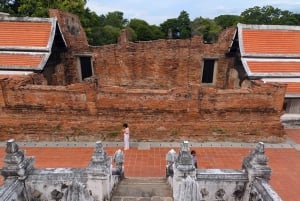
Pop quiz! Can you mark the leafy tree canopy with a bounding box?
[128,18,163,41]
[191,17,222,43]
[214,15,241,29]
[160,10,191,39]
[240,5,297,25]
[105,11,128,28]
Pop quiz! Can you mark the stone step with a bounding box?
[111,177,173,199]
[119,177,169,185]
[111,196,173,201]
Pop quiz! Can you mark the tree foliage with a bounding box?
[160,10,191,39]
[240,5,299,25]
[191,17,222,43]
[105,11,128,28]
[0,0,21,15]
[177,10,191,38]
[128,18,164,41]
[214,15,241,29]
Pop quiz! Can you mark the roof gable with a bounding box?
[0,17,67,74]
[0,17,57,51]
[238,24,300,57]
[232,23,300,96]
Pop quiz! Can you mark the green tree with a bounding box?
[160,11,192,39]
[241,5,298,25]
[18,0,49,17]
[1,0,86,17]
[160,18,178,39]
[0,0,21,15]
[177,10,191,38]
[191,17,222,43]
[214,15,241,29]
[81,8,103,45]
[97,25,121,45]
[150,25,164,40]
[105,11,128,28]
[128,18,154,41]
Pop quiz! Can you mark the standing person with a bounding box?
[191,150,198,168]
[123,123,130,150]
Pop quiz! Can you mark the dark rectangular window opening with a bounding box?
[201,59,215,83]
[80,56,93,80]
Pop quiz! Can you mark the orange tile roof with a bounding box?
[0,21,52,49]
[0,52,48,70]
[237,24,300,96]
[242,30,300,55]
[247,60,300,73]
[0,17,62,72]
[286,82,300,94]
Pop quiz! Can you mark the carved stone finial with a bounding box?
[113,149,124,167]
[88,141,111,175]
[112,149,125,177]
[1,139,35,180]
[166,149,177,164]
[242,142,271,181]
[175,141,194,172]
[166,149,177,177]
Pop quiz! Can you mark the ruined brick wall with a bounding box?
[93,28,234,89]
[49,9,91,84]
[49,9,88,50]
[0,76,285,142]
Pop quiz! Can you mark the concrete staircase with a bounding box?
[110,177,173,201]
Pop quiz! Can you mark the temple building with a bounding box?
[228,23,300,128]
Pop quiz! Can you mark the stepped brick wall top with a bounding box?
[92,28,234,89]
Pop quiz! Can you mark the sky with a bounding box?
[85,0,300,25]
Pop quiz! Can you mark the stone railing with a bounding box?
[166,141,282,201]
[0,139,124,201]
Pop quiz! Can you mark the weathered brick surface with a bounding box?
[0,10,286,142]
[0,77,285,142]
[92,31,233,89]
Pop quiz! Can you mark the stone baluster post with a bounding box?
[242,142,272,201]
[172,141,199,201]
[0,139,35,181]
[112,149,125,179]
[166,149,177,178]
[87,141,112,201]
[242,142,271,182]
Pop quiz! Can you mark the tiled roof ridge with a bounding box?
[237,23,300,31]
[0,16,56,23]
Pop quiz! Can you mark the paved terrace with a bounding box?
[0,129,299,201]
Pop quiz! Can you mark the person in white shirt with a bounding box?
[123,123,130,150]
